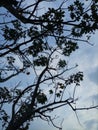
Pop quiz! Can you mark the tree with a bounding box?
[0,0,98,130]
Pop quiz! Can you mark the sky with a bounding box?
[28,1,98,129]
[28,30,98,130]
[0,0,98,130]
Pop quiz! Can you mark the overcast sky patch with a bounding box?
[84,119,98,130]
[88,67,98,85]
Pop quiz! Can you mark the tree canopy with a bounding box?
[0,0,98,130]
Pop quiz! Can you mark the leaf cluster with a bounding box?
[37,92,47,104]
[2,20,25,41]
[65,72,83,86]
[40,8,65,34]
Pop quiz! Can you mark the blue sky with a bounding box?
[0,0,98,130]
[28,30,98,130]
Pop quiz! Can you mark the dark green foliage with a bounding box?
[0,109,9,128]
[62,40,79,56]
[27,26,39,38]
[37,93,47,104]
[28,40,48,57]
[7,56,15,64]
[56,93,61,98]
[2,21,24,41]
[40,8,64,34]
[49,89,53,94]
[68,0,84,21]
[69,0,98,37]
[56,37,79,56]
[0,87,12,103]
[65,72,83,86]
[58,59,67,68]
[33,56,48,66]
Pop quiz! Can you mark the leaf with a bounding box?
[58,59,67,68]
[56,93,61,97]
[49,90,53,94]
[33,56,48,66]
[37,93,47,104]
